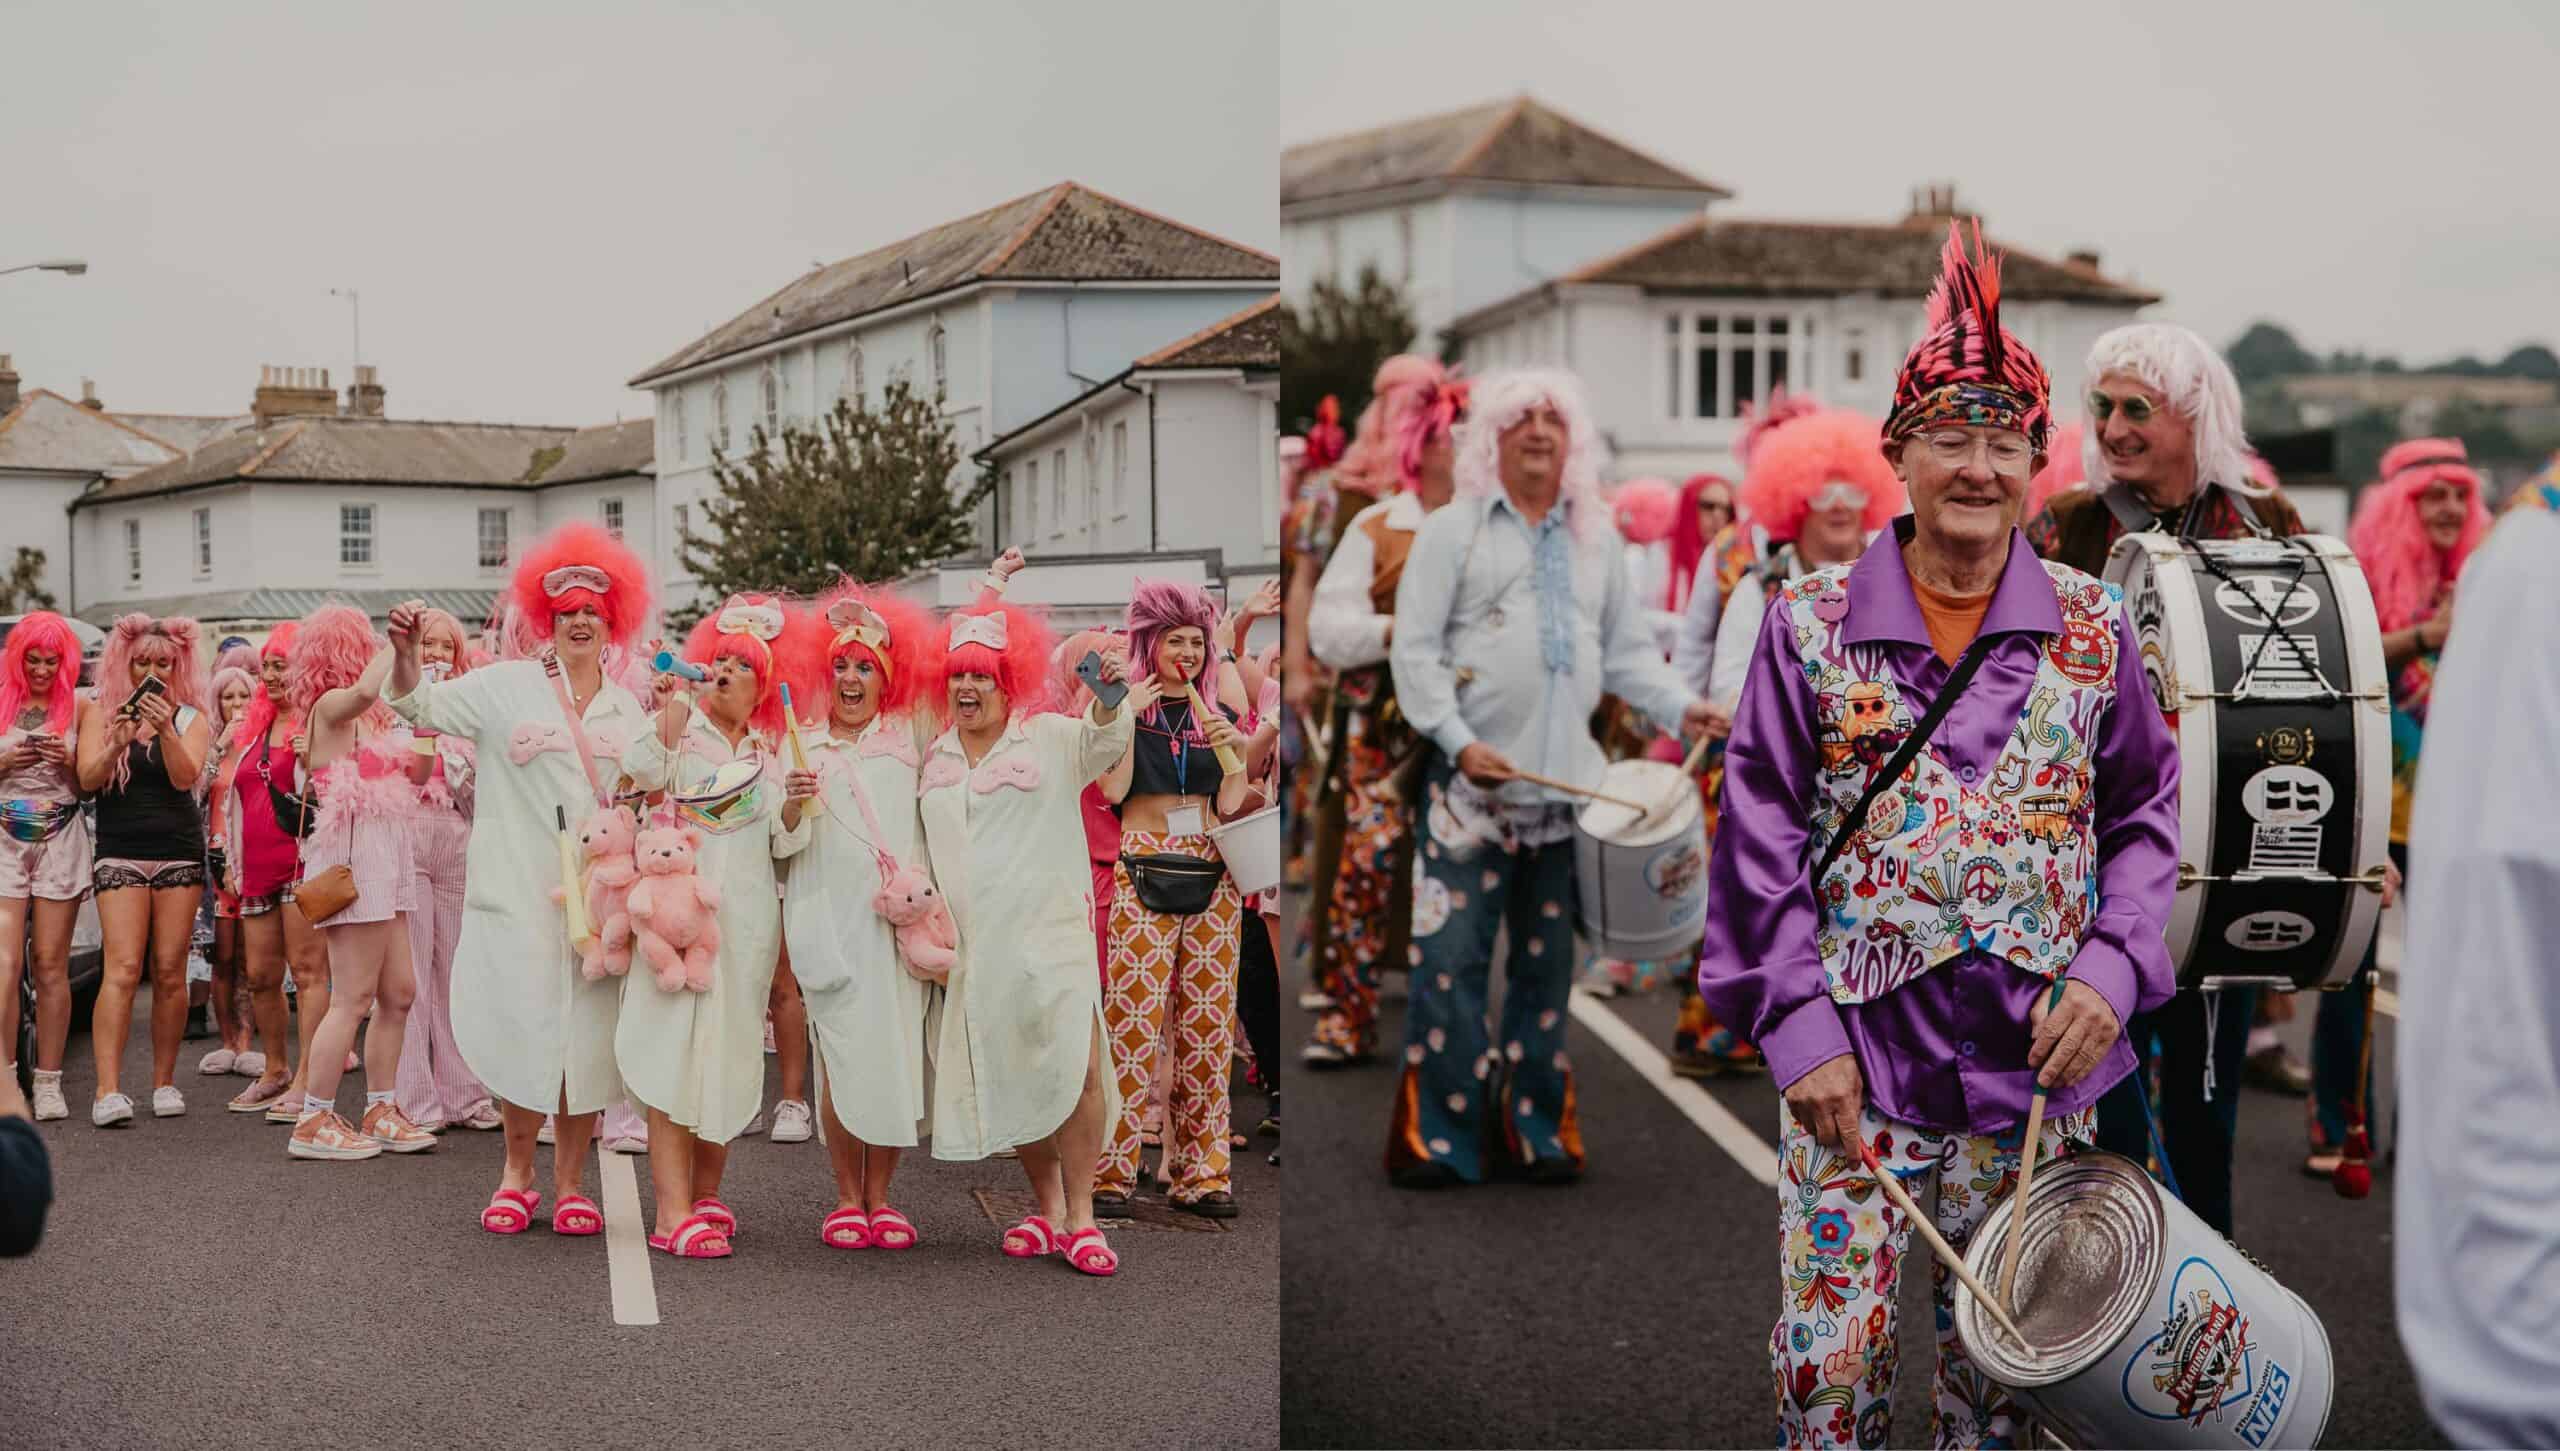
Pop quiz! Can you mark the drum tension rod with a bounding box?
[2175,863,2392,890]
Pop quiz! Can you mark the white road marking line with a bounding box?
[599,1148,659,1326]
[1568,988,1778,1187]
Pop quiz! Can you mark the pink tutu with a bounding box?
[303,741,423,925]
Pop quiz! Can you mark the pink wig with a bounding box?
[1736,388,1822,474]
[2349,437,2491,632]
[1393,375,1470,488]
[781,581,934,724]
[509,521,652,648]
[1611,478,1681,546]
[225,624,297,802]
[1334,355,1448,498]
[681,594,791,738]
[215,642,258,679]
[1302,396,1346,473]
[933,602,1056,721]
[0,611,82,736]
[411,607,474,678]
[2025,420,2089,519]
[1665,474,1733,613]
[1739,410,1906,544]
[1125,579,1220,691]
[2245,452,2281,492]
[208,666,257,727]
[289,604,392,731]
[1049,628,1125,716]
[98,614,207,721]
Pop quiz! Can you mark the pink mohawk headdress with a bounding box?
[2349,437,2491,632]
[1886,221,2053,451]
[0,610,81,736]
[1739,409,1907,544]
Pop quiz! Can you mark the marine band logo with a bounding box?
[2124,1259,2266,1430]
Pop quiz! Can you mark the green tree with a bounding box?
[674,380,986,630]
[1279,264,1418,435]
[2496,344,2560,380]
[2225,322,2320,384]
[0,547,55,612]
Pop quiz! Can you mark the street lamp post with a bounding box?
[0,259,88,278]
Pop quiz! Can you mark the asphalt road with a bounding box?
[1279,891,2446,1450]
[2,992,1279,1451]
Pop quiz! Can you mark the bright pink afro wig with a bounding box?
[510,520,652,649]
[1736,388,1822,474]
[1610,478,1681,546]
[1334,355,1449,498]
[2025,420,2088,520]
[289,604,392,730]
[1125,579,1221,691]
[780,581,934,726]
[934,602,1055,721]
[681,594,792,738]
[0,610,82,736]
[1740,410,1906,544]
[2350,437,2491,632]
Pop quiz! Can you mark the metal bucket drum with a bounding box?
[1954,1152,2333,1449]
[1209,805,1282,897]
[1570,759,1707,961]
[2106,532,2391,989]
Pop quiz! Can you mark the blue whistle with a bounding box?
[653,650,707,682]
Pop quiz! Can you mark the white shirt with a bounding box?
[2397,506,2560,1448]
[1308,491,1424,671]
[1706,533,1882,713]
[1671,522,1773,695]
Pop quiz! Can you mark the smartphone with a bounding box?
[1075,650,1129,709]
[120,675,167,718]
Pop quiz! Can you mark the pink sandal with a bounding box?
[551,1193,604,1236]
[869,1205,918,1250]
[1062,1226,1120,1277]
[692,1197,738,1239]
[1001,1213,1059,1258]
[820,1207,872,1250]
[480,1186,540,1235]
[649,1212,733,1259]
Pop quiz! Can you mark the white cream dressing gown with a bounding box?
[384,660,646,1115]
[774,713,935,1147]
[616,713,785,1145]
[922,702,1134,1161]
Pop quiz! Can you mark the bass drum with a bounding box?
[2105,532,2390,990]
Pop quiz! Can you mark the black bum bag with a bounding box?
[1120,853,1224,916]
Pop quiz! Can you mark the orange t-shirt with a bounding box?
[1909,576,1993,666]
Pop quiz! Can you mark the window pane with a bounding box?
[1697,345,1720,419]
[1733,348,1757,411]
[1668,320,1681,418]
[1733,316,1757,337]
[1770,317,1790,337]
[1768,346,1788,396]
[1698,315,1719,336]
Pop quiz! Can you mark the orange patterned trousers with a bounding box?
[1099,831,1242,1202]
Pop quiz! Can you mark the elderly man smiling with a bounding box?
[1698,229,2182,1448]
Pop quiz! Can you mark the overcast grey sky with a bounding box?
[1284,0,2557,367]
[2,1,1275,426]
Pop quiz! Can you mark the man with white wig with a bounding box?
[2022,321,2307,1237]
[1385,368,1723,1188]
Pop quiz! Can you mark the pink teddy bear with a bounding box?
[550,806,640,981]
[872,861,958,984]
[627,823,722,993]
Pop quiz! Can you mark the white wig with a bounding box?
[1453,368,1612,542]
[2081,323,2268,499]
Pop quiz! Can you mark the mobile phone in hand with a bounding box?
[1075,650,1129,709]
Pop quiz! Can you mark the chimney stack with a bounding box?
[2065,248,2102,275]
[79,378,102,410]
[251,364,337,426]
[1902,181,1982,232]
[0,355,18,415]
[345,363,386,418]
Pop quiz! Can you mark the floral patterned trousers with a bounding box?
[1307,707,1414,1057]
[1772,1099,2092,1449]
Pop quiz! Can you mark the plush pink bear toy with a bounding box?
[550,806,640,981]
[627,823,722,993]
[872,861,958,983]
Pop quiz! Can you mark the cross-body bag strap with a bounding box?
[542,654,609,809]
[1809,635,1998,886]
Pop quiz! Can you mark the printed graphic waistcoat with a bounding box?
[1779,560,2125,1004]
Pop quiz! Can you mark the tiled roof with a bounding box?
[1283,96,1728,209]
[1136,297,1281,370]
[109,412,254,453]
[536,418,656,485]
[72,414,646,508]
[1451,215,2161,333]
[629,182,1279,386]
[72,588,500,629]
[0,391,183,473]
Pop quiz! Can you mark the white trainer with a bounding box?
[29,1071,67,1122]
[536,1115,557,1146]
[769,1099,813,1143]
[152,1086,186,1118]
[92,1092,135,1127]
[739,1108,767,1137]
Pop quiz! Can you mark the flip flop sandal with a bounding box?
[551,1194,604,1236]
[692,1197,738,1238]
[650,1212,733,1259]
[868,1206,918,1250]
[820,1207,872,1250]
[1061,1226,1120,1278]
[480,1187,541,1235]
[1001,1214,1059,1258]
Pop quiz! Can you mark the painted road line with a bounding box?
[1568,988,1779,1187]
[599,1148,659,1326]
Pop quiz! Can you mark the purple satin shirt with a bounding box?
[1697,524,2181,1136]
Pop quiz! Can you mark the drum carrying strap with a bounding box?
[2098,482,2265,539]
[1809,635,1996,886]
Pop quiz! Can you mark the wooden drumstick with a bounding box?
[1507,768,1647,813]
[1854,1130,2031,1347]
[2000,975,2072,1315]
